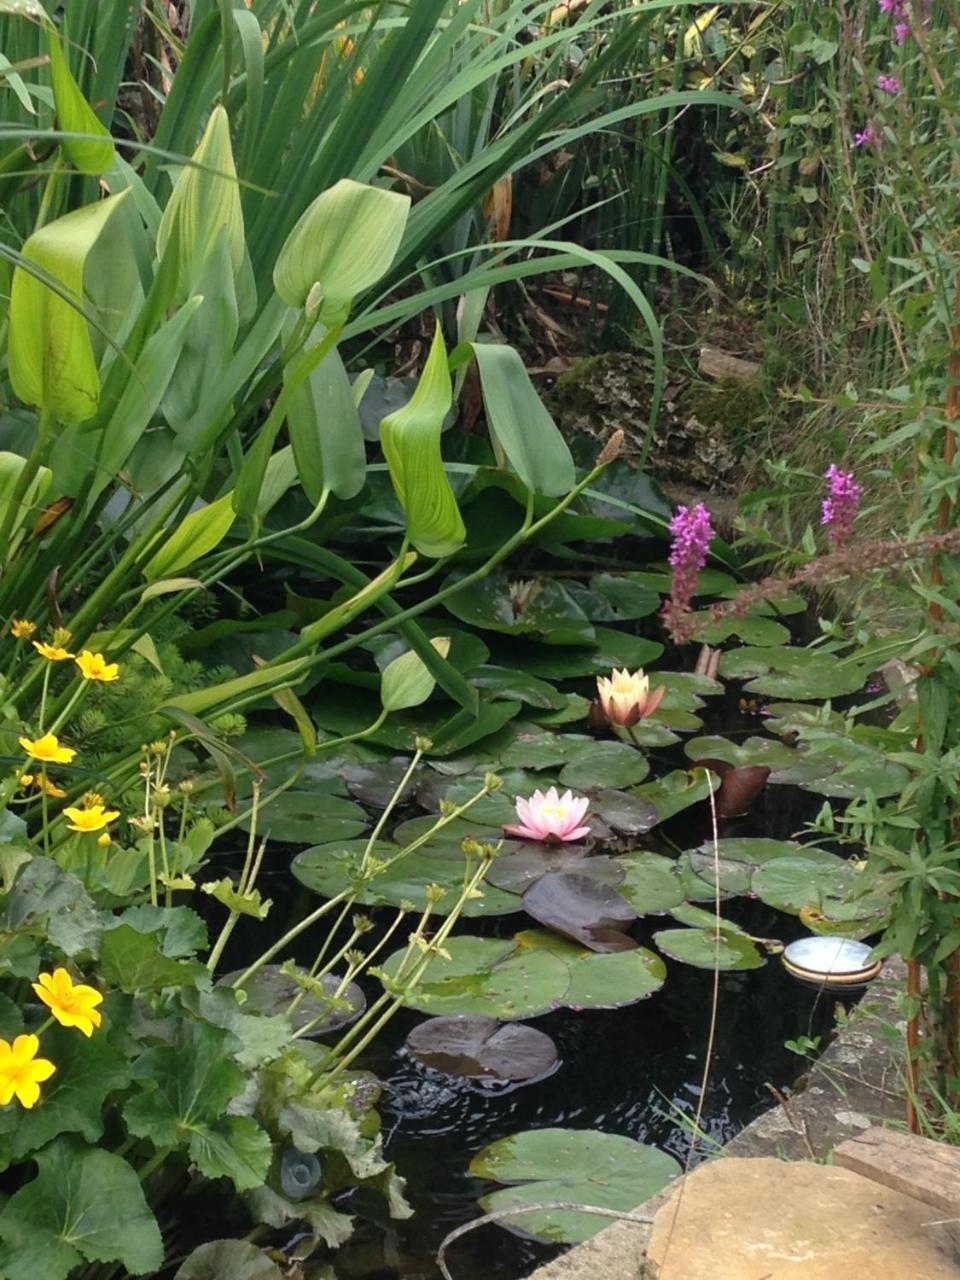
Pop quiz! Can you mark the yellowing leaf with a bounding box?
[380,325,465,559]
[141,491,236,582]
[9,192,129,423]
[46,25,114,174]
[156,105,244,302]
[0,452,50,540]
[683,6,720,58]
[273,178,410,320]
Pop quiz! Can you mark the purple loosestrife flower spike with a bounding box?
[855,123,878,147]
[877,73,900,95]
[894,20,909,42]
[821,465,864,546]
[662,502,714,643]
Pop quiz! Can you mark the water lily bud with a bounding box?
[596,668,665,728]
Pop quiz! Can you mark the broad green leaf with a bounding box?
[1,1025,130,1158]
[100,924,205,992]
[273,178,410,320]
[380,636,451,711]
[175,1240,284,1280]
[9,192,129,423]
[460,341,574,495]
[618,852,685,914]
[156,105,244,302]
[46,26,114,174]
[558,740,649,789]
[653,926,765,970]
[380,324,466,557]
[188,1115,272,1191]
[0,856,102,961]
[283,320,366,500]
[0,1138,163,1280]
[141,491,236,581]
[471,1128,680,1243]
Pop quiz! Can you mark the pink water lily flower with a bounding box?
[504,787,591,843]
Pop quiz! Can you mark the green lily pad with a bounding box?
[291,841,520,917]
[389,814,507,850]
[500,731,594,771]
[529,693,592,726]
[682,838,816,896]
[668,902,751,933]
[512,629,664,679]
[218,965,364,1037]
[565,574,661,621]
[442,572,595,644]
[690,613,791,646]
[718,647,873,699]
[382,927,665,1019]
[240,790,367,845]
[465,666,566,709]
[367,623,489,675]
[470,1128,680,1243]
[751,855,891,936]
[616,719,680,747]
[559,741,650,789]
[632,768,716,822]
[684,735,803,774]
[312,685,523,755]
[653,927,765,970]
[618,852,685,914]
[591,789,659,835]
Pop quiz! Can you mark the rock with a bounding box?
[645,1156,960,1279]
[699,344,762,382]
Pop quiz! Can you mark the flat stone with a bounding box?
[645,1157,960,1279]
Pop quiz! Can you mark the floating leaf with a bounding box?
[617,852,685,914]
[558,741,649,789]
[633,768,716,822]
[442,571,594,645]
[510,628,663,678]
[470,1128,680,1244]
[405,1015,558,1082]
[488,849,623,895]
[716,765,770,816]
[592,790,659,835]
[653,926,765,970]
[718,647,873,699]
[565,573,661,621]
[683,838,815,897]
[0,1139,163,1280]
[239,791,367,845]
[522,873,638,952]
[219,965,364,1038]
[751,855,891,936]
[292,840,519,917]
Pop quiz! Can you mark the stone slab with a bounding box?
[645,1156,960,1279]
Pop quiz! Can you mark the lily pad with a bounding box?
[690,613,791,646]
[465,666,566,710]
[442,572,595,644]
[653,926,765,970]
[685,734,803,774]
[511,629,664,679]
[339,758,420,809]
[470,1128,681,1243]
[683,838,815,897]
[591,789,659,835]
[499,731,594,771]
[291,840,520,917]
[718,647,873,700]
[617,852,685,914]
[405,1016,558,1082]
[522,873,638,952]
[240,791,367,845]
[487,849,624,894]
[218,965,364,1037]
[565,574,661,621]
[632,768,716,822]
[558,741,650,789]
[751,855,891,936]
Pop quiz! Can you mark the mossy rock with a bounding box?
[547,353,770,492]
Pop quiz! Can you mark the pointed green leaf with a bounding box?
[283,320,366,501]
[380,636,451,711]
[380,324,465,558]
[273,178,410,320]
[0,1139,163,1280]
[463,342,574,495]
[156,105,244,303]
[142,491,236,581]
[9,193,129,423]
[46,26,114,175]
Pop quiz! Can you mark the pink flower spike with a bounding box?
[503,786,592,844]
[894,20,909,42]
[821,464,864,546]
[877,72,900,95]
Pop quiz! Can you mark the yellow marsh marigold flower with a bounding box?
[33,641,74,662]
[596,667,666,728]
[32,968,103,1038]
[19,732,76,764]
[80,791,104,809]
[10,619,36,639]
[19,773,66,798]
[97,832,111,848]
[63,803,118,833]
[0,1034,55,1108]
[75,650,119,683]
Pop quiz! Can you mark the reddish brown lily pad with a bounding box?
[522,872,638,952]
[405,1015,559,1082]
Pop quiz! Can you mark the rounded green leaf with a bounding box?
[273,178,410,318]
[175,1240,284,1280]
[381,636,451,712]
[618,851,685,914]
[653,926,765,970]
[470,1128,680,1243]
[558,740,649,789]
